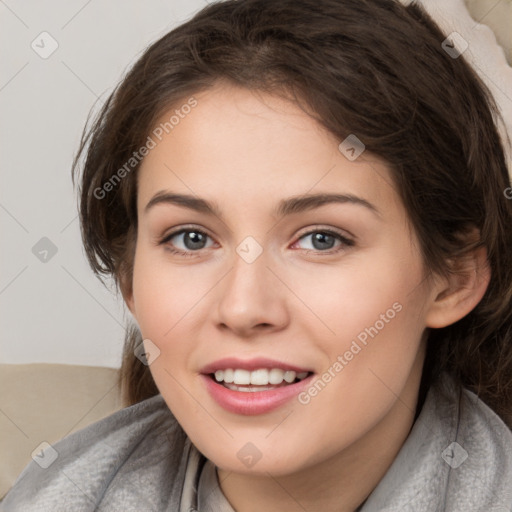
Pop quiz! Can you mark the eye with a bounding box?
[160,227,215,255]
[159,226,354,257]
[292,228,354,253]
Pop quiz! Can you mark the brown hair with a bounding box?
[72,0,512,426]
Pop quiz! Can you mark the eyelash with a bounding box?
[159,225,354,257]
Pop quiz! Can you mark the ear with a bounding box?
[425,243,490,329]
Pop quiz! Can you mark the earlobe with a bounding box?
[425,246,491,329]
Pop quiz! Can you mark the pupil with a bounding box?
[312,232,334,250]
[185,231,206,250]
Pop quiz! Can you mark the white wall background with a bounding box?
[0,0,208,367]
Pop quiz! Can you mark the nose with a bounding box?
[214,246,290,338]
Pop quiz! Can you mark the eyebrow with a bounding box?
[144,191,380,218]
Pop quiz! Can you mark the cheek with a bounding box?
[130,247,220,388]
[288,245,428,399]
[130,254,196,410]
[288,249,424,344]
[131,248,201,336]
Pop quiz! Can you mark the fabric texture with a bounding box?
[1,372,511,511]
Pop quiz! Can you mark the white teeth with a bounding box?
[223,368,234,383]
[223,383,279,392]
[213,368,310,386]
[269,368,285,384]
[233,369,251,385]
[250,369,269,385]
[284,371,296,383]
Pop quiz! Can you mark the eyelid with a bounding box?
[291,226,355,253]
[294,224,355,242]
[159,224,214,243]
[158,225,216,258]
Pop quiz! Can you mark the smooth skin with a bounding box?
[124,83,490,512]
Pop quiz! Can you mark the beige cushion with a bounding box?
[0,364,122,499]
[466,0,512,64]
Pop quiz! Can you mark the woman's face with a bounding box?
[128,83,438,476]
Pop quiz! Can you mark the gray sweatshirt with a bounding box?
[1,372,511,511]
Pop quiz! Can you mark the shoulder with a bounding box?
[360,372,512,512]
[1,394,191,511]
[444,376,512,510]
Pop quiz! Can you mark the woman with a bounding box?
[3,0,512,510]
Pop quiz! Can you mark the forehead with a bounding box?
[137,83,400,218]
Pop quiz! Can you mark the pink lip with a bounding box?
[200,357,312,374]
[201,373,315,416]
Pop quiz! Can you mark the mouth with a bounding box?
[208,368,313,392]
[200,358,315,415]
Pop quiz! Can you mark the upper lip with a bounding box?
[200,357,313,374]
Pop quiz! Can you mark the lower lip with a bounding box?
[201,374,314,415]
